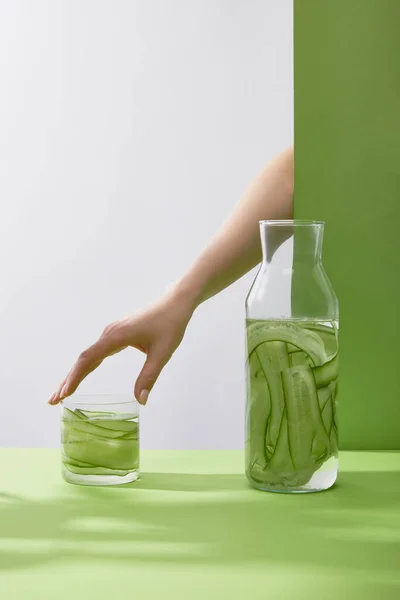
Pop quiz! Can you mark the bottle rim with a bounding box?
[259,219,324,227]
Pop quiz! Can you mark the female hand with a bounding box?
[48,149,293,406]
[48,289,194,406]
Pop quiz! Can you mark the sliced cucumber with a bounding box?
[63,428,139,470]
[83,411,136,421]
[282,365,330,471]
[80,410,116,418]
[91,419,138,434]
[317,382,335,407]
[246,319,339,489]
[247,322,327,366]
[118,431,139,440]
[307,322,338,358]
[62,405,139,478]
[287,343,300,353]
[63,407,86,421]
[313,352,339,388]
[63,464,132,476]
[256,341,290,455]
[65,419,133,440]
[263,408,297,486]
[290,350,309,367]
[62,455,96,468]
[246,351,271,470]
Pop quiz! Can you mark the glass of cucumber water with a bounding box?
[61,394,139,486]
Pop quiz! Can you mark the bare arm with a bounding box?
[175,146,294,307]
[49,146,293,405]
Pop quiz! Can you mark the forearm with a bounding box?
[174,146,294,308]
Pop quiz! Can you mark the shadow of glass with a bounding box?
[131,473,246,492]
[0,470,399,581]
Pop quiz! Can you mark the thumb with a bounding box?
[134,345,167,405]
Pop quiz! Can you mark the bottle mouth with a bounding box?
[259,219,324,227]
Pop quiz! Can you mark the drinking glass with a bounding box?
[61,394,139,486]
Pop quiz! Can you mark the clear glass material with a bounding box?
[61,394,139,486]
[245,220,339,493]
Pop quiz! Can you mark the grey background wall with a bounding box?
[294,0,400,449]
[0,1,293,448]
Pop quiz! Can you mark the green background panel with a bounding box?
[294,0,400,449]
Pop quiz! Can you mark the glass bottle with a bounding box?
[61,394,139,486]
[245,220,339,493]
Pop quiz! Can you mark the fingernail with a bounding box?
[60,384,68,399]
[139,389,149,405]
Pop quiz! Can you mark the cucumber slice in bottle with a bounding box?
[247,322,327,366]
[246,319,339,491]
[255,341,290,456]
[307,322,338,358]
[246,351,271,472]
[313,352,339,388]
[282,364,330,471]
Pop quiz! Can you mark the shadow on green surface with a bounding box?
[133,472,244,492]
[0,470,399,589]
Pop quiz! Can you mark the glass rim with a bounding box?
[61,394,136,406]
[259,219,325,227]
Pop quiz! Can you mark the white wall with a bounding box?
[0,0,293,448]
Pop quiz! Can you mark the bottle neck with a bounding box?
[260,222,324,267]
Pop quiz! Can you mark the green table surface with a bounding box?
[0,450,399,600]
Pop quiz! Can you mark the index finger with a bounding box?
[55,334,127,403]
